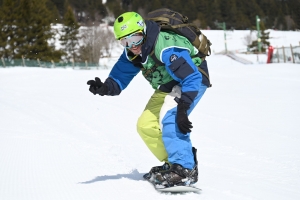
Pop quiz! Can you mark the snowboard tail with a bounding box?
[155,184,201,193]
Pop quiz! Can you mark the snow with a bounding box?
[203,29,300,54]
[1,30,300,200]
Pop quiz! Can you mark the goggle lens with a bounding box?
[119,32,144,48]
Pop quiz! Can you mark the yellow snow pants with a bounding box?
[136,89,169,162]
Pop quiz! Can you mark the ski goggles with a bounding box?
[119,31,144,49]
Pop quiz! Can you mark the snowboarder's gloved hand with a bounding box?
[176,98,193,134]
[87,77,108,96]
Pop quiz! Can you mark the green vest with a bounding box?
[128,31,202,89]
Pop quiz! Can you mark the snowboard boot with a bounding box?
[143,162,171,182]
[154,163,194,187]
[154,147,199,187]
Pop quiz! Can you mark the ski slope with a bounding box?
[1,55,300,200]
[1,29,300,199]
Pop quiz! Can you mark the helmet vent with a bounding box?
[118,16,123,23]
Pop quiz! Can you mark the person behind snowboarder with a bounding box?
[87,11,209,187]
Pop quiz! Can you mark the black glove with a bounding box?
[176,98,193,134]
[87,77,108,96]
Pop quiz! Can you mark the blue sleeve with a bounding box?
[106,50,140,95]
[161,47,202,104]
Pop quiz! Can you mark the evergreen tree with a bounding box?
[153,0,163,11]
[106,0,125,19]
[46,0,61,23]
[60,5,80,63]
[292,0,300,29]
[249,21,270,53]
[182,0,197,22]
[236,0,263,29]
[193,0,209,28]
[15,0,62,61]
[43,0,300,30]
[219,0,234,26]
[96,1,108,19]
[14,0,31,58]
[209,0,222,28]
[291,0,300,29]
[50,0,108,24]
[50,0,66,18]
[130,0,140,12]
[235,10,250,30]
[0,0,19,60]
[230,0,238,29]
[276,8,287,30]
[164,0,181,12]
[260,21,270,52]
[255,0,269,14]
[261,0,277,29]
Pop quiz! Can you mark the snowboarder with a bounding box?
[87,12,209,187]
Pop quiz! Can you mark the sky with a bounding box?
[0,30,300,200]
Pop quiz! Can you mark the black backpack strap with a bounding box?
[196,56,212,87]
[142,50,163,78]
[150,50,163,66]
[197,66,211,87]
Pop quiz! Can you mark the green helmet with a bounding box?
[113,12,145,40]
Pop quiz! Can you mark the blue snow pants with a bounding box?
[137,84,207,169]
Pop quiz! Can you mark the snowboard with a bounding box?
[144,174,201,193]
[155,184,201,193]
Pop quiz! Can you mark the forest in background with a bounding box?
[0,0,299,65]
[105,0,300,31]
[0,0,299,30]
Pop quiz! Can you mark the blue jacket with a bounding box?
[103,20,209,105]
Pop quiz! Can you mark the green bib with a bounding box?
[130,31,202,89]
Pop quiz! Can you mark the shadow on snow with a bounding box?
[79,169,146,184]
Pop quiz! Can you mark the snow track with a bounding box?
[226,52,253,64]
[1,58,300,199]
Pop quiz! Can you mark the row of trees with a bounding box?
[0,0,108,25]
[0,0,297,63]
[1,0,298,30]
[0,0,117,63]
[106,0,300,30]
[49,0,107,26]
[0,0,62,62]
[34,0,300,30]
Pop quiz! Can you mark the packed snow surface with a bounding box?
[1,30,300,200]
